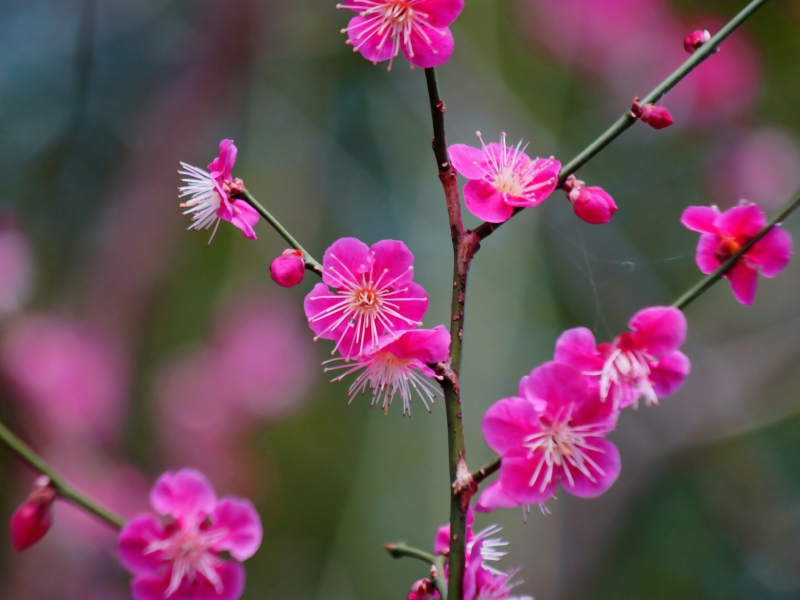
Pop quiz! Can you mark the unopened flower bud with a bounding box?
[270,249,305,288]
[407,579,437,600]
[684,29,714,54]
[563,175,618,224]
[10,476,56,551]
[631,97,673,130]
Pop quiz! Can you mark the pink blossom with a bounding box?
[633,100,674,130]
[179,140,259,243]
[0,315,128,444]
[270,249,305,288]
[119,469,262,600]
[462,539,532,600]
[408,579,439,600]
[563,175,617,224]
[433,507,507,565]
[684,29,712,54]
[681,202,793,305]
[304,238,429,358]
[482,362,620,505]
[338,0,464,70]
[555,306,690,409]
[0,223,33,315]
[10,476,55,552]
[324,326,449,415]
[449,132,560,223]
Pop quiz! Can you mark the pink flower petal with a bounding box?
[208,140,237,181]
[727,262,758,306]
[346,16,395,64]
[553,327,604,373]
[370,239,415,287]
[559,438,621,498]
[304,282,347,343]
[716,204,766,238]
[650,351,691,398]
[474,480,520,513]
[463,179,513,223]
[628,306,687,356]
[118,515,167,576]
[150,469,217,524]
[227,200,259,240]
[747,226,793,277]
[499,452,559,505]
[481,397,543,456]
[417,0,464,27]
[696,233,721,274]
[524,362,599,416]
[375,326,450,363]
[322,237,372,289]
[401,25,454,69]
[448,144,489,180]
[209,498,263,561]
[131,562,245,600]
[680,206,719,233]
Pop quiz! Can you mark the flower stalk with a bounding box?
[386,543,448,599]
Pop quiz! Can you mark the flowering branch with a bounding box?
[673,189,800,310]
[473,0,772,242]
[425,66,480,600]
[0,419,125,529]
[386,543,448,599]
[238,189,323,273]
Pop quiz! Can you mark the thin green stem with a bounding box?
[0,419,125,529]
[673,191,800,310]
[474,0,772,241]
[241,190,323,273]
[473,455,501,485]
[386,544,448,600]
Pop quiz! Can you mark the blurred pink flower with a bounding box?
[1,315,128,444]
[555,306,690,409]
[684,29,712,54]
[119,469,261,600]
[563,175,617,224]
[681,202,793,305]
[463,539,531,600]
[449,132,560,223]
[324,326,449,415]
[305,238,428,358]
[338,0,464,70]
[407,579,439,600]
[270,249,306,288]
[179,140,259,243]
[482,362,620,506]
[707,129,800,210]
[10,476,55,552]
[0,223,33,315]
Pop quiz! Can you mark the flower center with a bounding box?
[382,0,412,24]
[475,132,556,202]
[715,233,742,262]
[597,334,657,408]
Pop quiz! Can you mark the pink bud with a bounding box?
[10,477,56,551]
[270,249,305,288]
[640,104,674,130]
[564,175,617,225]
[684,29,712,54]
[407,579,436,600]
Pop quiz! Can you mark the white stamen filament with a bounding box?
[178,162,223,244]
[472,132,556,202]
[594,345,659,409]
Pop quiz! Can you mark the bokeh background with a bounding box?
[1,0,800,598]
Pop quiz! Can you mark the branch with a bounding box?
[474,0,773,242]
[673,190,800,310]
[386,543,449,600]
[0,419,125,529]
[472,455,501,486]
[239,189,323,274]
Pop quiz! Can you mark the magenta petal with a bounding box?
[370,239,415,287]
[433,524,450,555]
[474,480,520,513]
[118,515,167,576]
[208,140,237,181]
[322,238,372,289]
[696,233,722,274]
[209,498,263,561]
[402,26,454,69]
[650,351,691,398]
[131,562,245,600]
[417,0,464,27]
[346,16,395,64]
[560,439,621,498]
[716,204,766,238]
[481,397,542,456]
[228,200,259,240]
[628,306,687,356]
[463,179,513,223]
[448,144,489,180]
[381,281,428,330]
[150,469,217,523]
[304,282,348,343]
[680,206,719,233]
[553,327,604,373]
[525,362,598,413]
[499,453,559,505]
[747,226,793,277]
[377,326,450,363]
[727,262,758,306]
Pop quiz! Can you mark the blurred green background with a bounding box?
[1,0,800,598]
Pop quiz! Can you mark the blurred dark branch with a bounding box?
[673,189,800,310]
[0,419,124,529]
[239,190,322,274]
[474,0,773,242]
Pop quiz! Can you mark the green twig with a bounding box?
[386,543,448,599]
[473,455,501,485]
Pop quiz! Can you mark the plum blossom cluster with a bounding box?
[304,237,450,415]
[477,307,690,512]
